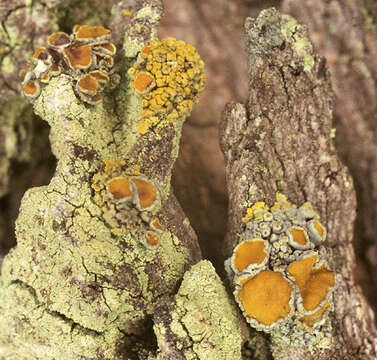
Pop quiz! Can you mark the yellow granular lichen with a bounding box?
[128,37,206,134]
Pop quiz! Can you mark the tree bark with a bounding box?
[221,8,377,359]
[282,0,377,315]
[0,1,377,359]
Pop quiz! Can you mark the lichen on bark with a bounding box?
[0,1,208,358]
[152,260,244,360]
[220,7,377,360]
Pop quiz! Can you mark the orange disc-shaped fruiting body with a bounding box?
[133,71,156,94]
[41,73,50,83]
[88,70,110,86]
[107,177,133,200]
[33,47,49,62]
[140,45,152,59]
[287,226,311,250]
[63,44,92,69]
[74,25,111,42]
[150,218,164,232]
[288,253,335,313]
[76,74,99,96]
[231,239,269,274]
[49,64,62,77]
[23,79,40,99]
[307,219,326,244]
[93,42,117,56]
[300,302,331,327]
[47,32,71,49]
[131,177,159,211]
[144,230,160,249]
[236,270,293,328]
[87,93,103,105]
[19,69,27,81]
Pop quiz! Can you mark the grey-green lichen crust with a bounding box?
[153,260,244,360]
[0,281,122,360]
[0,83,190,358]
[0,1,204,357]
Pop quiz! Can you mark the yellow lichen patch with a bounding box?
[145,231,160,248]
[288,256,334,312]
[107,177,132,200]
[150,218,164,231]
[308,219,326,244]
[232,240,268,273]
[63,44,92,69]
[300,302,330,327]
[74,25,110,41]
[129,37,206,134]
[133,71,156,94]
[131,177,158,210]
[237,271,292,326]
[242,202,268,222]
[104,158,126,174]
[123,9,132,16]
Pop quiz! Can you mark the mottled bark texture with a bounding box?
[152,260,243,360]
[282,0,377,316]
[0,1,227,358]
[0,0,135,254]
[220,8,377,360]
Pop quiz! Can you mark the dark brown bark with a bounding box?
[220,8,377,359]
[282,0,377,314]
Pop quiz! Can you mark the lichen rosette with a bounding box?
[226,193,335,348]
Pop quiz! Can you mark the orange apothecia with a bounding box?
[21,25,118,105]
[226,193,335,348]
[91,159,162,248]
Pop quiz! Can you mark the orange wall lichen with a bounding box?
[226,193,335,348]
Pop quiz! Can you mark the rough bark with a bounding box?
[0,1,216,358]
[282,0,377,315]
[220,8,377,359]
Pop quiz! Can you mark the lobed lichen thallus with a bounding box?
[20,25,117,105]
[225,193,335,349]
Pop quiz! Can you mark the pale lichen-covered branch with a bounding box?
[0,1,220,358]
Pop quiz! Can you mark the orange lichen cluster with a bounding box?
[236,271,293,326]
[232,239,269,273]
[227,193,335,339]
[92,159,163,248]
[21,25,118,105]
[128,37,206,134]
[288,253,334,313]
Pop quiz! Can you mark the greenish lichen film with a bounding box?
[0,6,205,357]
